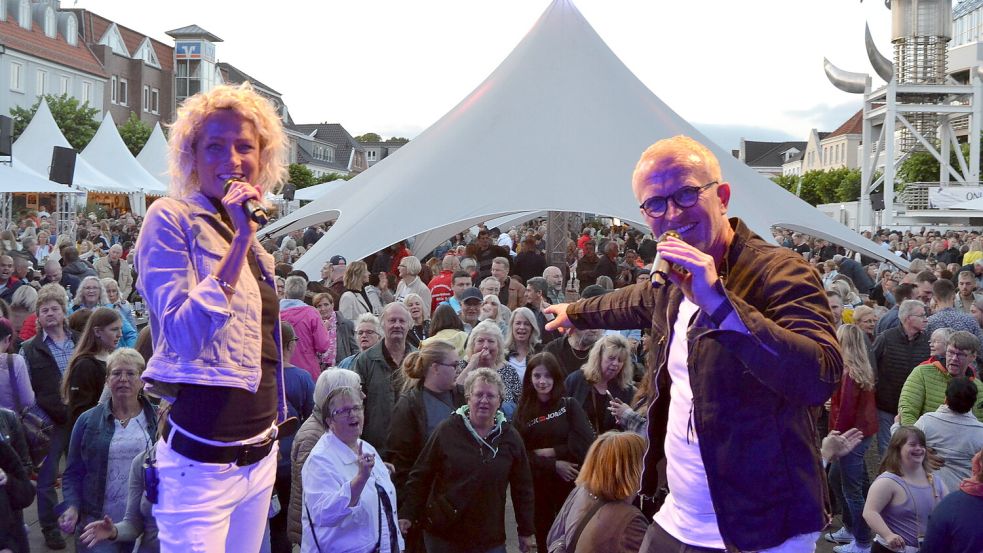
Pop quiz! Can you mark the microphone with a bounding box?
[224,178,269,226]
[650,230,680,289]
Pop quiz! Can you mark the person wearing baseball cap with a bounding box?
[459,287,483,330]
[321,255,347,304]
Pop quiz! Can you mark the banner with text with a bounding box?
[928,186,983,209]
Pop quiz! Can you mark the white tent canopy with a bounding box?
[81,115,169,214]
[276,0,899,277]
[12,100,131,195]
[0,164,84,193]
[137,123,170,188]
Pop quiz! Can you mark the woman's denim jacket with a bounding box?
[134,192,287,422]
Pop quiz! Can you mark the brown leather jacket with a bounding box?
[566,218,842,552]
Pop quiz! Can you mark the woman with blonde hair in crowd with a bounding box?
[8,285,37,341]
[71,277,136,348]
[962,238,983,266]
[863,426,946,553]
[504,307,541,385]
[339,261,383,320]
[825,324,879,551]
[852,305,878,343]
[478,294,509,336]
[457,320,518,419]
[564,334,635,436]
[546,431,648,553]
[403,293,431,348]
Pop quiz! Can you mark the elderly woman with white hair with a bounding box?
[93,244,134,301]
[100,278,136,333]
[478,294,509,336]
[395,256,432,319]
[403,292,431,348]
[287,368,362,547]
[457,320,520,420]
[70,276,137,348]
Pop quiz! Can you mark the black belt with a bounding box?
[162,417,298,467]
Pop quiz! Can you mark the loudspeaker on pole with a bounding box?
[50,146,77,185]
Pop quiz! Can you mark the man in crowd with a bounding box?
[926,279,983,343]
[469,229,510,281]
[0,255,24,304]
[513,236,546,284]
[956,270,982,314]
[40,259,80,298]
[353,302,415,456]
[93,243,134,301]
[907,377,983,494]
[428,254,459,312]
[834,253,875,294]
[872,299,931,453]
[19,283,79,550]
[914,270,938,309]
[594,241,621,284]
[491,256,524,310]
[337,313,382,369]
[543,266,566,305]
[320,255,347,304]
[441,270,473,315]
[877,283,916,334]
[899,330,983,425]
[458,286,483,331]
[546,135,841,552]
[543,326,604,377]
[791,232,811,258]
[523,277,555,342]
[827,290,844,327]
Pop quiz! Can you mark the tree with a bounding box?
[797,171,823,206]
[9,93,100,150]
[118,112,152,156]
[897,150,940,184]
[315,172,353,184]
[354,132,382,143]
[770,174,798,193]
[386,137,410,144]
[288,163,316,189]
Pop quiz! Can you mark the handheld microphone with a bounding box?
[224,178,269,226]
[650,230,680,289]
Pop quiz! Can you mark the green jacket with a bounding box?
[898,361,983,425]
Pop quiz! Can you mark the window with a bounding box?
[151,88,159,114]
[367,150,377,162]
[81,81,92,105]
[60,75,70,95]
[118,78,128,106]
[43,7,56,38]
[18,0,30,29]
[0,0,5,22]
[36,70,47,96]
[110,76,118,104]
[143,85,150,112]
[65,15,77,46]
[10,62,23,92]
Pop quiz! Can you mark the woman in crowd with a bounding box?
[546,431,648,553]
[479,294,508,336]
[0,437,33,553]
[422,305,468,357]
[0,319,33,413]
[607,365,651,436]
[302,386,403,553]
[58,348,158,552]
[399,368,535,553]
[287,368,361,547]
[404,293,431,348]
[920,448,983,553]
[925,327,953,366]
[312,292,356,368]
[825,325,878,552]
[339,261,383,320]
[70,277,136,348]
[831,276,864,308]
[564,334,635,436]
[388,341,465,553]
[514,352,593,552]
[863,426,946,553]
[852,305,878,343]
[101,279,136,333]
[7,286,36,342]
[504,307,541,386]
[134,82,290,551]
[280,276,332,381]
[61,307,123,429]
[457,321,518,419]
[395,256,432,319]
[962,239,983,266]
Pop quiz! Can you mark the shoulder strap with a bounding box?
[6,354,23,412]
[569,498,606,553]
[304,502,324,553]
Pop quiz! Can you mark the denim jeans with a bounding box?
[37,423,69,531]
[876,409,895,457]
[830,436,873,547]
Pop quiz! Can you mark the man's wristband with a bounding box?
[707,281,733,327]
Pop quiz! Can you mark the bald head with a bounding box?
[631,135,722,199]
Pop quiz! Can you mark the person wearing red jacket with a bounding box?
[427,254,459,312]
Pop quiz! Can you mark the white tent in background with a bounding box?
[0,164,83,193]
[137,123,170,189]
[270,0,899,277]
[294,180,347,202]
[12,99,132,196]
[81,115,169,215]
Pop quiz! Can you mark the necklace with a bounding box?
[570,344,590,360]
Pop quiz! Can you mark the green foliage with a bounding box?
[354,132,382,143]
[315,172,353,184]
[9,93,100,150]
[797,171,823,206]
[897,150,941,184]
[790,168,862,205]
[770,174,799,193]
[117,113,153,156]
[386,137,409,144]
[288,163,316,189]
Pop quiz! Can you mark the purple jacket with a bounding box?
[279,300,331,381]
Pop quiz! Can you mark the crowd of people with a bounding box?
[1,90,983,553]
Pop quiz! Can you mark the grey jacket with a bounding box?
[914,405,983,493]
[353,340,416,457]
[112,452,158,553]
[287,411,327,546]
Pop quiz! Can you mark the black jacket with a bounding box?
[400,411,535,548]
[387,385,466,494]
[564,369,634,435]
[567,218,842,552]
[0,439,32,553]
[871,325,931,414]
[19,328,81,425]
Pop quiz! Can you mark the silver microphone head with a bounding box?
[650,229,680,289]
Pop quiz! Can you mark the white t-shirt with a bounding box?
[653,298,725,548]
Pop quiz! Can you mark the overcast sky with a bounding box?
[75,0,897,150]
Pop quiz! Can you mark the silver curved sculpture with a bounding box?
[824,58,868,93]
[865,23,894,82]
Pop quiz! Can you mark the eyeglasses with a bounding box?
[945,348,970,359]
[356,329,378,337]
[330,405,364,418]
[109,369,140,380]
[434,361,462,370]
[470,392,500,402]
[638,181,718,218]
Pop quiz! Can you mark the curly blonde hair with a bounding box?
[167,82,288,198]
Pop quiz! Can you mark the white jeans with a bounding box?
[152,433,278,553]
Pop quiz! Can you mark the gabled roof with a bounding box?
[165,24,222,42]
[263,0,899,273]
[955,0,983,19]
[743,140,807,168]
[216,62,281,96]
[68,9,174,72]
[292,123,363,172]
[295,142,350,173]
[827,109,864,138]
[785,151,804,163]
[0,14,107,78]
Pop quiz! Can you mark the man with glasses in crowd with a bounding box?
[547,135,842,553]
[898,330,983,425]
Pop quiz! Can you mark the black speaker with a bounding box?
[50,146,76,185]
[870,192,885,211]
[282,183,296,201]
[0,115,11,157]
